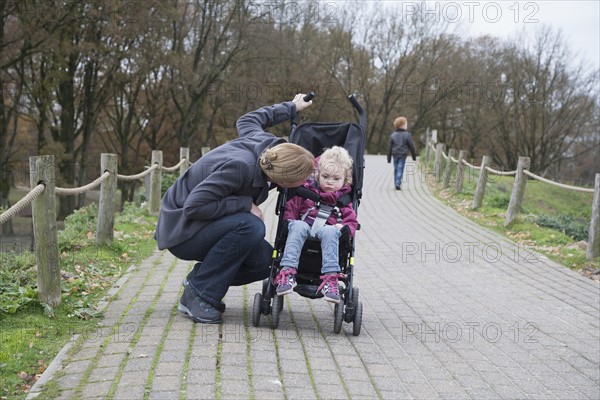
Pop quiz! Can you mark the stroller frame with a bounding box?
[252,95,366,336]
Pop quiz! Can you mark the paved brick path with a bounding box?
[28,155,600,399]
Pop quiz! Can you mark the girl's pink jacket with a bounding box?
[283,181,359,237]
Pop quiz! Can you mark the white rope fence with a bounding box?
[425,138,599,259]
[0,155,187,226]
[485,166,517,176]
[461,159,481,171]
[429,140,597,188]
[523,169,595,193]
[55,171,111,196]
[0,183,45,225]
[161,157,187,173]
[117,163,159,181]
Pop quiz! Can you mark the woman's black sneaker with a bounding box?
[178,285,222,324]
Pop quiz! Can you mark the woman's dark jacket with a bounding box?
[155,102,296,250]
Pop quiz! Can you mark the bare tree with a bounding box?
[489,27,599,176]
[166,0,249,147]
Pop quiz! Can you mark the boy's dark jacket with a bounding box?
[387,128,417,162]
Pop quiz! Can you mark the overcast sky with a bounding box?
[459,1,599,71]
[378,1,600,72]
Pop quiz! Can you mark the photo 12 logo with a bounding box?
[401,241,540,264]
[402,321,540,344]
[401,1,540,25]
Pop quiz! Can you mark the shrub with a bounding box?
[0,252,37,314]
[58,203,98,251]
[533,214,589,241]
[161,173,178,196]
[487,194,510,209]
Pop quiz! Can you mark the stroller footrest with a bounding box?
[294,284,324,299]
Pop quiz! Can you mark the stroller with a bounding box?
[251,94,366,336]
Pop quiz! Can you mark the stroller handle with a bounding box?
[291,91,315,133]
[348,94,366,130]
[303,91,316,102]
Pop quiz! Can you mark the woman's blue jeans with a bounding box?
[393,156,407,187]
[280,220,341,274]
[168,213,272,311]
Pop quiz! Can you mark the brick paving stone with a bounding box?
[344,379,380,398]
[113,384,146,399]
[157,350,186,363]
[252,390,286,400]
[285,385,317,399]
[184,383,216,399]
[151,374,181,392]
[96,352,126,368]
[464,387,503,399]
[50,389,76,400]
[119,370,149,386]
[123,355,153,372]
[148,390,180,399]
[61,359,92,375]
[80,380,112,398]
[249,361,280,376]
[280,372,312,388]
[220,378,250,397]
[186,368,215,383]
[379,388,412,400]
[573,385,600,398]
[154,361,183,376]
[87,366,119,383]
[55,373,83,390]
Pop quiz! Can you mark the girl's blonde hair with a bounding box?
[317,146,353,185]
[259,143,315,184]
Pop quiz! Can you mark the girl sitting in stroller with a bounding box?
[275,146,359,303]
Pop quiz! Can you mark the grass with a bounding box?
[0,201,158,399]
[421,155,600,275]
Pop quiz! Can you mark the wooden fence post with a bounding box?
[149,150,163,214]
[434,143,445,182]
[454,150,468,193]
[472,155,491,209]
[201,147,211,156]
[443,148,456,189]
[504,156,530,227]
[180,147,190,176]
[29,155,61,307]
[97,154,118,246]
[587,173,600,259]
[425,128,431,164]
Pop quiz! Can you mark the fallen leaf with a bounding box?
[18,371,35,381]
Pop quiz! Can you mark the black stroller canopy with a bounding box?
[290,121,365,199]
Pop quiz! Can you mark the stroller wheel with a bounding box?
[333,300,344,334]
[252,293,262,327]
[352,301,363,336]
[345,287,360,323]
[352,287,360,305]
[270,294,283,329]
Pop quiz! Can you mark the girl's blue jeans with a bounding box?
[168,213,272,311]
[280,220,341,274]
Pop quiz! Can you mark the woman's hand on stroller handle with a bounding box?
[293,92,314,112]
